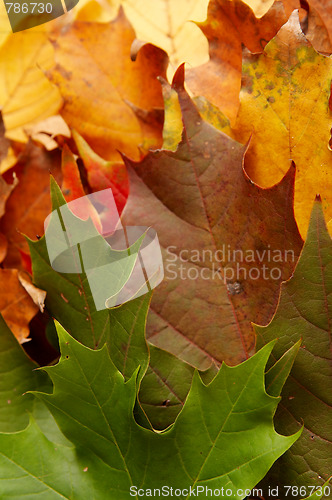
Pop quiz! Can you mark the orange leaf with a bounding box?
[186,0,288,122]
[72,130,128,213]
[0,269,40,343]
[0,143,62,269]
[48,8,168,163]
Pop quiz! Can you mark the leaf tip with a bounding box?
[172,63,185,91]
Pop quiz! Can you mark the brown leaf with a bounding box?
[305,1,332,54]
[0,233,7,263]
[121,65,303,369]
[306,0,332,52]
[0,269,39,343]
[0,174,17,219]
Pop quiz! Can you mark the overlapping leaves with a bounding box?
[0,0,331,497]
[256,199,332,496]
[0,319,300,499]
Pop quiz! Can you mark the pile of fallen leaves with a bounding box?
[0,0,331,498]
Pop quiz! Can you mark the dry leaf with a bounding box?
[49,9,168,163]
[306,0,332,50]
[18,271,46,313]
[234,12,332,238]
[75,0,209,72]
[0,28,62,149]
[0,233,7,264]
[0,269,38,343]
[25,115,71,151]
[0,174,17,218]
[121,66,303,369]
[186,0,289,122]
[0,143,62,269]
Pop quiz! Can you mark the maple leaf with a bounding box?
[0,142,62,270]
[186,0,289,122]
[233,12,332,239]
[72,130,129,213]
[305,0,332,52]
[48,8,168,164]
[74,0,210,72]
[0,322,300,498]
[0,26,62,149]
[60,144,86,203]
[256,198,332,496]
[0,269,45,343]
[121,65,302,370]
[0,313,67,446]
[29,176,150,384]
[0,163,46,343]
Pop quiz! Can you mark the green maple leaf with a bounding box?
[256,198,332,497]
[0,322,300,499]
[28,176,216,430]
[28,177,150,386]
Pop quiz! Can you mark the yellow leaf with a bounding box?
[0,27,62,144]
[0,2,12,49]
[328,219,332,234]
[186,0,288,123]
[75,0,209,73]
[234,12,332,238]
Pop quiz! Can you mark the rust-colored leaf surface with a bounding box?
[306,0,332,52]
[49,8,168,163]
[0,143,61,269]
[121,66,303,370]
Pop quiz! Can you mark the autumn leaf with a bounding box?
[75,0,210,72]
[72,130,129,213]
[0,27,62,149]
[48,8,168,163]
[305,0,332,52]
[256,198,332,497]
[0,269,42,343]
[61,143,86,202]
[0,170,43,343]
[0,142,62,269]
[233,12,332,239]
[120,65,303,370]
[29,175,150,383]
[186,0,289,122]
[26,115,71,151]
[304,1,332,54]
[0,170,17,220]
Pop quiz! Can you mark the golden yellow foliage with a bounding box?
[234,13,332,238]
